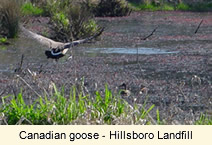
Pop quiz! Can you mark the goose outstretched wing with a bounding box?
[20,25,104,59]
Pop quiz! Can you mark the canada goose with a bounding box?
[119,83,131,97]
[20,25,104,60]
[45,45,68,60]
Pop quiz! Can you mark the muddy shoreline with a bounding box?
[0,11,211,124]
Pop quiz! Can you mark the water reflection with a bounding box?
[85,47,179,55]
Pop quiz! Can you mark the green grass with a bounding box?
[162,4,175,11]
[129,3,175,11]
[128,2,212,12]
[139,3,159,11]
[0,46,7,50]
[128,2,158,11]
[156,109,163,125]
[1,83,211,125]
[195,114,212,125]
[0,84,155,125]
[21,2,43,16]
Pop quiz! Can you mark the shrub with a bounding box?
[21,2,44,16]
[176,3,190,11]
[162,3,174,11]
[189,2,212,12]
[45,0,100,42]
[0,37,9,45]
[94,0,132,17]
[138,3,159,11]
[67,3,100,40]
[0,0,20,38]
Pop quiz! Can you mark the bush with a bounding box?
[162,3,174,11]
[138,3,159,11]
[189,2,212,11]
[176,3,190,11]
[0,37,9,45]
[67,3,100,40]
[0,0,20,38]
[45,0,100,42]
[94,0,132,17]
[21,2,44,16]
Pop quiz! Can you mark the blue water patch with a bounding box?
[86,47,179,55]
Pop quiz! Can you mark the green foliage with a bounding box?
[68,3,99,40]
[195,114,212,125]
[156,109,165,125]
[21,2,44,16]
[91,85,128,123]
[0,0,20,38]
[156,109,161,124]
[176,3,189,11]
[51,12,70,39]
[94,0,132,17]
[139,3,159,11]
[0,46,7,50]
[188,2,212,12]
[128,2,141,11]
[128,1,212,11]
[44,0,100,41]
[139,96,155,121]
[162,4,174,11]
[0,37,8,44]
[0,36,10,45]
[43,0,70,16]
[0,84,155,125]
[130,2,175,11]
[83,20,99,35]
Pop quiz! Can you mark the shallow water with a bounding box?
[0,11,211,73]
[85,47,179,55]
[0,38,48,73]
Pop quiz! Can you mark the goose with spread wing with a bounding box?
[20,25,104,60]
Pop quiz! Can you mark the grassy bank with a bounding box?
[0,84,155,125]
[0,83,211,125]
[128,1,212,11]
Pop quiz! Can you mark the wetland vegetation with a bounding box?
[0,0,211,125]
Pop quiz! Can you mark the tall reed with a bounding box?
[0,0,20,38]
